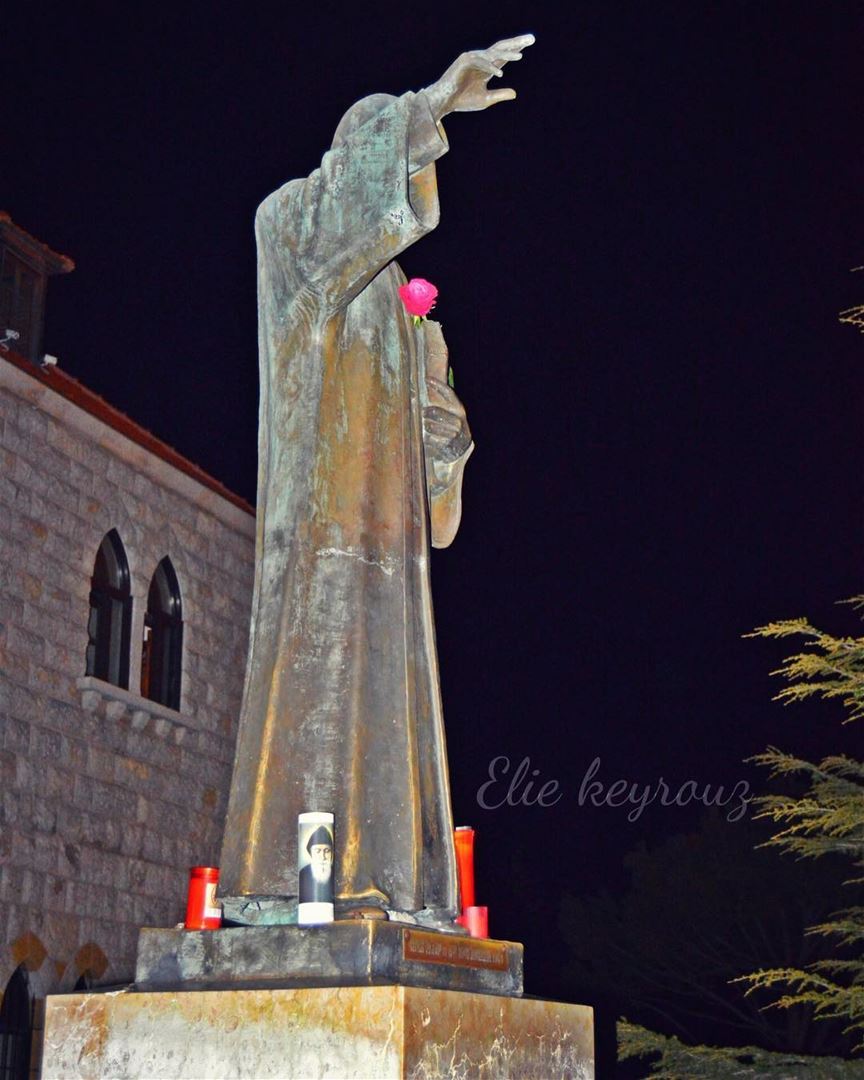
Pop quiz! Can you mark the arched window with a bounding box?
[140,557,183,710]
[0,965,33,1080]
[85,529,132,689]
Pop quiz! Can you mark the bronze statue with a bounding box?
[219,36,534,927]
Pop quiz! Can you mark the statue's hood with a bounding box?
[331,93,397,148]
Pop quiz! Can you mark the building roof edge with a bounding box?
[0,348,255,518]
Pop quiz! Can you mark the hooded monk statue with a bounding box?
[219,35,534,929]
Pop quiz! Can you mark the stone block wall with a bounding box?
[0,353,255,1002]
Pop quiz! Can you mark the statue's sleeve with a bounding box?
[258,92,448,310]
[420,321,473,549]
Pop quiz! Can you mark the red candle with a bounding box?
[454,826,476,909]
[463,905,489,939]
[185,866,221,930]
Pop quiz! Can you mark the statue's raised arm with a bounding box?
[256,35,534,312]
[220,36,534,929]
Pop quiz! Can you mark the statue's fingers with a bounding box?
[488,51,525,70]
[426,422,463,445]
[487,40,532,63]
[424,402,465,426]
[487,34,535,55]
[484,87,517,106]
[425,389,466,419]
[423,420,453,440]
[468,54,504,79]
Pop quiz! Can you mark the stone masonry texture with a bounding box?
[0,356,255,1008]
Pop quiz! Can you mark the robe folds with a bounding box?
[219,92,472,923]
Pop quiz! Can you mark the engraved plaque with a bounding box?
[403,930,509,971]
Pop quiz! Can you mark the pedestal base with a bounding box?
[136,921,523,997]
[42,985,594,1079]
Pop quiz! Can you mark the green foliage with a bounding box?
[745,604,864,723]
[619,607,864,1072]
[840,305,864,335]
[733,613,864,1050]
[616,284,864,1074]
[744,749,864,869]
[618,1019,864,1078]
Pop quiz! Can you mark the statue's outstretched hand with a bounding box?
[425,35,535,120]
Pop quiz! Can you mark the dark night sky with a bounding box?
[5,2,864,1004]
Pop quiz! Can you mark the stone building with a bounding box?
[0,216,255,1074]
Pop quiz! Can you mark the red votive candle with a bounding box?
[463,905,489,939]
[185,866,221,930]
[454,826,476,909]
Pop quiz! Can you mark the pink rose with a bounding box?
[398,278,438,319]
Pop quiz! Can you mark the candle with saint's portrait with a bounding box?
[298,812,335,925]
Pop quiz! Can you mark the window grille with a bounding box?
[85,529,132,688]
[141,557,183,710]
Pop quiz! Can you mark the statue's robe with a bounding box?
[219,92,471,923]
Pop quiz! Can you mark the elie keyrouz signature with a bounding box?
[476,756,752,823]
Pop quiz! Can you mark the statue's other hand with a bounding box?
[423,378,472,463]
[425,35,535,120]
[423,408,471,463]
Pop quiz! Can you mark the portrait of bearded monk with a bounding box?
[219,35,534,929]
[298,826,335,905]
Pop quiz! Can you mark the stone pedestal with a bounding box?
[135,922,523,997]
[41,984,594,1079]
